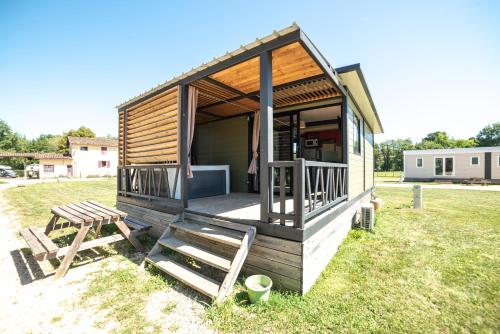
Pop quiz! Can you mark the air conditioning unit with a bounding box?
[360,204,375,231]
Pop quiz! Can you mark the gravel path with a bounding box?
[0,186,215,334]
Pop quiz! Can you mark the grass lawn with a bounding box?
[4,179,116,228]
[3,181,499,333]
[208,188,500,333]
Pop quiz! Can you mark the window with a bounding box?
[101,146,107,154]
[416,158,423,168]
[43,165,54,173]
[80,146,88,151]
[434,157,454,176]
[99,161,108,168]
[471,156,480,165]
[353,114,361,154]
[498,156,500,167]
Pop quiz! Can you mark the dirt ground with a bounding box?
[0,186,214,334]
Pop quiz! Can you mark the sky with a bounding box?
[0,0,499,143]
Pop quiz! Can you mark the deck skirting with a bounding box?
[117,188,373,294]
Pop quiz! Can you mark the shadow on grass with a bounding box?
[10,227,154,285]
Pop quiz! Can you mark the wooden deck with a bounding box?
[187,193,296,223]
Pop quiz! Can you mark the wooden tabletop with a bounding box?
[50,200,127,225]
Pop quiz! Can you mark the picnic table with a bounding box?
[20,200,149,279]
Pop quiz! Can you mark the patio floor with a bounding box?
[187,192,296,222]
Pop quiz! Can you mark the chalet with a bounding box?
[115,23,384,298]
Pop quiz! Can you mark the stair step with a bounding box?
[146,254,220,299]
[171,220,243,248]
[159,236,232,271]
[184,212,252,232]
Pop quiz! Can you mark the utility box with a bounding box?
[413,185,423,209]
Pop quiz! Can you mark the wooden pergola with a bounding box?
[116,23,350,223]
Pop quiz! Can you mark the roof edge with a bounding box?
[336,63,383,133]
[116,23,302,110]
[404,146,500,155]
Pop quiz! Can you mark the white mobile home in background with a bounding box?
[403,147,500,183]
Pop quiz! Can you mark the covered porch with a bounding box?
[116,24,349,233]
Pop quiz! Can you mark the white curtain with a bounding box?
[187,86,198,178]
[247,111,260,174]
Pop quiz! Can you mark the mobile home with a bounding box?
[404,147,500,183]
[116,24,384,297]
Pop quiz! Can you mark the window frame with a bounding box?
[80,146,88,151]
[416,158,423,168]
[497,156,500,167]
[352,114,361,155]
[43,165,54,173]
[470,156,480,166]
[434,156,455,176]
[101,146,107,155]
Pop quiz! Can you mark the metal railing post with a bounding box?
[294,158,305,228]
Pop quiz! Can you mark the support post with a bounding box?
[259,51,273,222]
[294,158,305,228]
[123,110,131,193]
[341,91,349,199]
[180,84,189,208]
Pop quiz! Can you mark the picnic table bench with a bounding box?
[20,200,151,279]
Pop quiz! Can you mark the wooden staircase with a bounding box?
[145,212,256,302]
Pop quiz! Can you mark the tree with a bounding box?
[476,122,500,147]
[375,138,413,171]
[415,131,477,149]
[0,119,30,169]
[0,119,28,152]
[58,126,96,154]
[29,134,62,153]
[374,143,384,171]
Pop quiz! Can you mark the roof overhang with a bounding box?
[404,147,500,155]
[117,23,348,112]
[336,64,383,134]
[0,152,69,159]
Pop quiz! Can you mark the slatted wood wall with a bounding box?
[121,86,180,165]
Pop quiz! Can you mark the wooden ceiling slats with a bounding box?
[208,42,324,94]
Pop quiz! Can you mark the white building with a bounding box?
[403,147,500,183]
[67,137,118,178]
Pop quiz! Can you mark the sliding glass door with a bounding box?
[434,157,454,176]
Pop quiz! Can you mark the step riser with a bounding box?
[146,213,256,302]
[146,255,220,299]
[158,236,232,272]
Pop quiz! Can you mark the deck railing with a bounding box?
[267,159,348,228]
[117,164,181,201]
